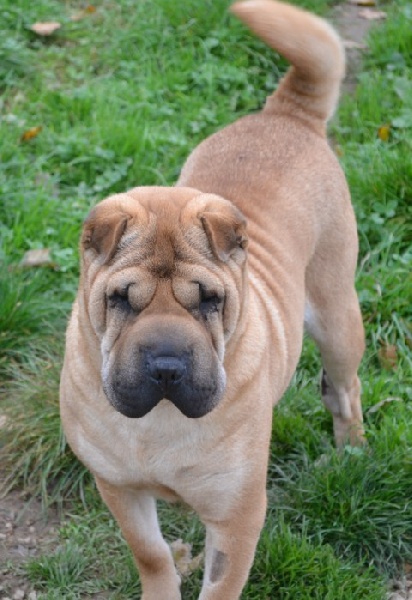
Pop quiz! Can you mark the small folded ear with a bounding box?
[200,204,248,263]
[82,206,131,264]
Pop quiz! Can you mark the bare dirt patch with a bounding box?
[0,489,60,599]
[331,1,375,94]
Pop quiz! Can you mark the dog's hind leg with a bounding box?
[95,477,181,600]
[305,261,365,447]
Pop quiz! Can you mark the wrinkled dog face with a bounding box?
[80,187,248,419]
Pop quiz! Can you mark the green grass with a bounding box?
[1,339,90,503]
[25,503,384,599]
[0,0,411,598]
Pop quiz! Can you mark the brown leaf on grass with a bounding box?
[348,0,376,5]
[367,396,402,414]
[71,5,97,21]
[359,8,387,19]
[378,344,398,370]
[20,249,55,269]
[377,124,391,141]
[30,22,61,36]
[170,539,204,577]
[20,126,42,142]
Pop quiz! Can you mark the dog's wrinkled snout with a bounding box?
[104,320,225,419]
[147,355,186,390]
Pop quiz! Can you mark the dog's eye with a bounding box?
[107,290,132,312]
[199,287,221,315]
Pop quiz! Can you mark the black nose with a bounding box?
[147,356,186,389]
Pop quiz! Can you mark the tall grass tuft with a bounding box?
[1,340,89,505]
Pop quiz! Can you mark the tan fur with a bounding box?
[60,1,365,598]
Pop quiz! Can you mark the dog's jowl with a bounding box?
[60,1,365,598]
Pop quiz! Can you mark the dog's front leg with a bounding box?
[198,489,267,600]
[95,476,181,600]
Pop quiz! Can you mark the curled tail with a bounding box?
[230,0,345,125]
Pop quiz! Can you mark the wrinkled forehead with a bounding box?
[82,186,248,284]
[83,187,246,340]
[113,194,214,276]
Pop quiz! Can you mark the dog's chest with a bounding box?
[75,401,248,516]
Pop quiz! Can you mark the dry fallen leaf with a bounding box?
[71,5,97,21]
[367,396,402,414]
[30,22,61,36]
[349,0,376,5]
[377,124,391,141]
[20,248,55,268]
[20,126,42,142]
[359,8,387,19]
[170,539,204,577]
[378,344,398,370]
[343,39,368,50]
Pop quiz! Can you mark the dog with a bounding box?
[60,1,365,598]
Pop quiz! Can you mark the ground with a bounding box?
[0,489,60,600]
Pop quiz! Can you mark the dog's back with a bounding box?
[178,0,346,199]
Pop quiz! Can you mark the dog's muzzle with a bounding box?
[103,343,225,420]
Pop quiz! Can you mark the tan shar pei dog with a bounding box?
[60,1,365,598]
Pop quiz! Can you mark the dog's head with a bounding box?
[80,186,248,419]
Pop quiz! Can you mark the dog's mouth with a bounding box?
[102,350,226,419]
[103,379,224,419]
